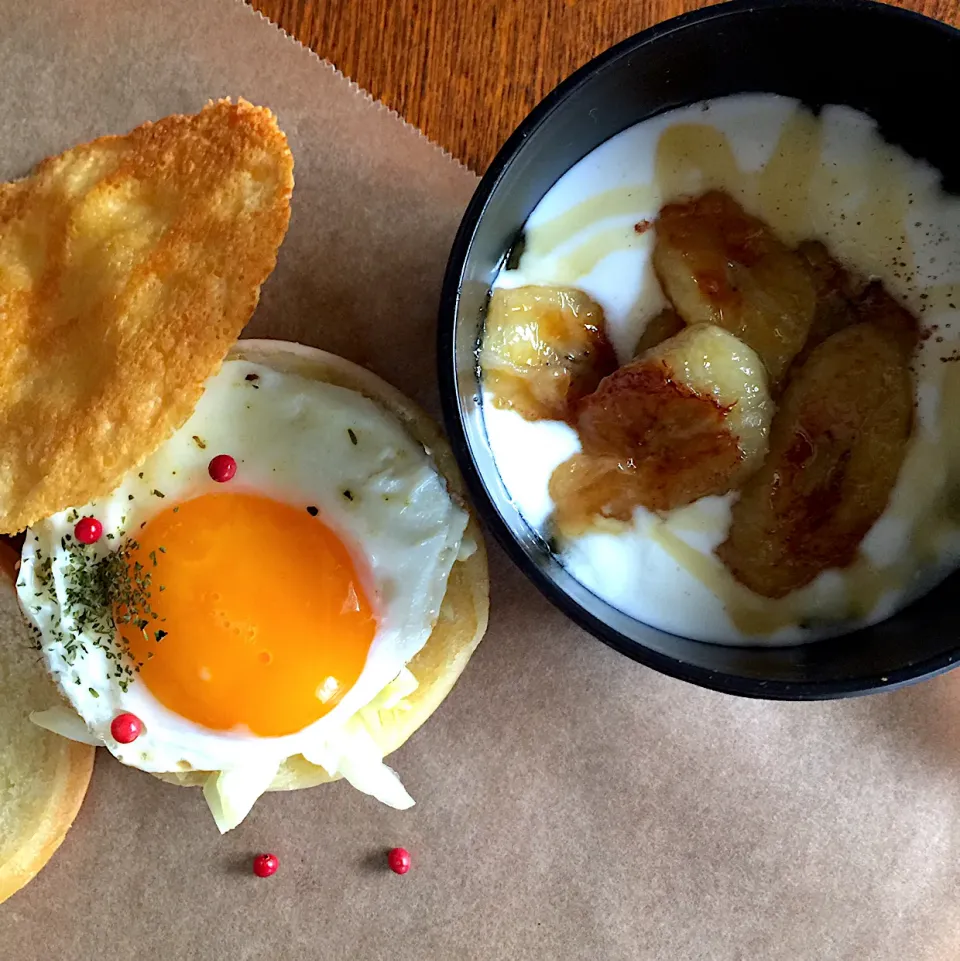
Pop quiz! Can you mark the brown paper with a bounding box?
[3,1,960,958]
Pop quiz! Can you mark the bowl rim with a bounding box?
[437,0,960,700]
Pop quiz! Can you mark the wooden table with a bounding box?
[254,0,958,173]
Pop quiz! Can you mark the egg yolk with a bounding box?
[120,492,376,737]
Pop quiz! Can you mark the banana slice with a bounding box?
[653,191,816,386]
[480,285,617,422]
[550,323,773,531]
[854,281,919,361]
[716,323,913,598]
[632,307,685,357]
[792,240,863,368]
[792,242,917,369]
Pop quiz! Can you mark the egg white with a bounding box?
[19,358,468,829]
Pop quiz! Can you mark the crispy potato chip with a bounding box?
[0,99,293,532]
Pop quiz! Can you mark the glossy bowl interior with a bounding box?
[439,0,960,699]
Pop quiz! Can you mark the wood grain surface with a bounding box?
[252,0,959,172]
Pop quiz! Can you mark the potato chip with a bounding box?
[0,99,293,532]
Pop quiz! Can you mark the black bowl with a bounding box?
[438,0,960,700]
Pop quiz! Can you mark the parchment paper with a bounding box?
[2,1,960,959]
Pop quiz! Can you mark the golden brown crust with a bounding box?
[155,340,489,792]
[0,99,293,533]
[0,545,95,904]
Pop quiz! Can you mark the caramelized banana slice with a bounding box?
[653,191,816,385]
[791,243,917,371]
[480,285,617,421]
[792,240,863,366]
[716,323,913,598]
[854,281,920,360]
[550,324,773,531]
[632,307,686,357]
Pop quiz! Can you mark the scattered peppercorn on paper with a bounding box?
[4,1,960,960]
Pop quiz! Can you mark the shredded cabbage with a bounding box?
[30,705,102,745]
[203,667,420,830]
[203,760,281,834]
[366,666,418,711]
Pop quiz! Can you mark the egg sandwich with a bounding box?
[0,99,488,860]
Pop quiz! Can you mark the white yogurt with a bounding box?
[482,94,960,645]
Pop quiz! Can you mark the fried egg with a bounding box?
[18,357,468,830]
